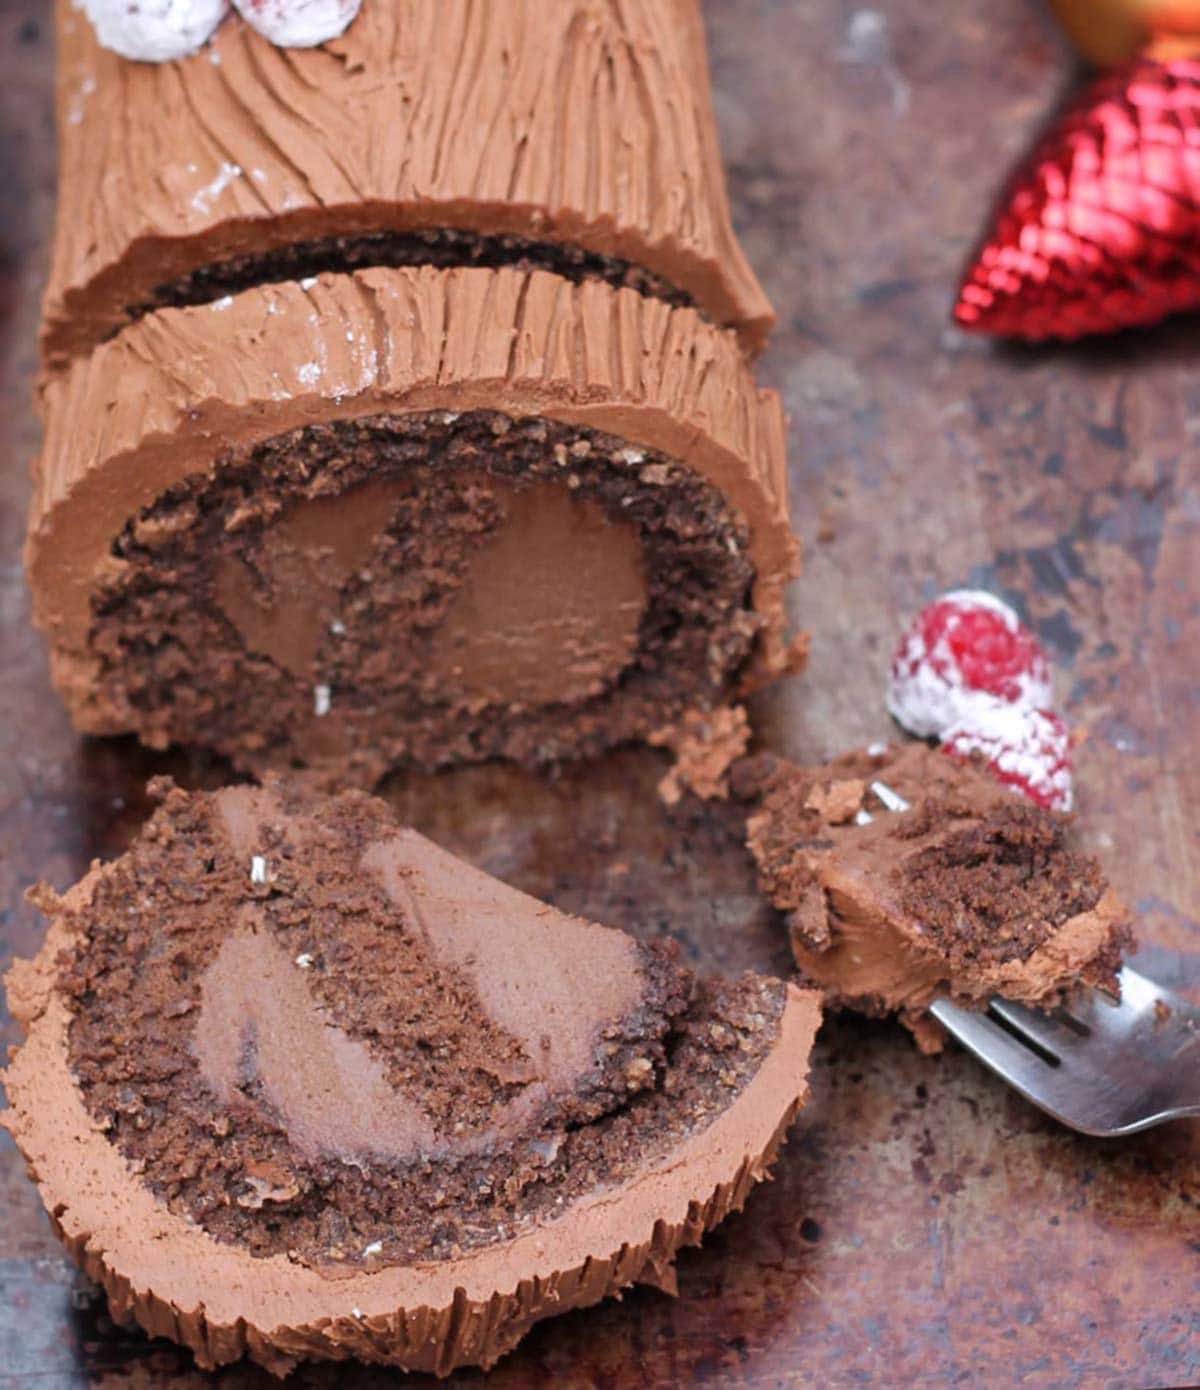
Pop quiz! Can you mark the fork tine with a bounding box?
[861,788,1199,1135]
[930,998,1123,1133]
[1069,965,1162,1029]
[928,998,1058,1088]
[1113,964,1161,1008]
[987,999,1087,1057]
[869,780,910,813]
[931,996,1187,1135]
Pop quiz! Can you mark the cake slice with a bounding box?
[34,0,802,782]
[3,779,821,1376]
[31,266,798,784]
[742,742,1131,1052]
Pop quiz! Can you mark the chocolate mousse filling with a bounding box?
[59,780,788,1270]
[126,228,695,332]
[89,410,760,779]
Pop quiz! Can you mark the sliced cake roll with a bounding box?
[30,268,798,782]
[3,779,822,1376]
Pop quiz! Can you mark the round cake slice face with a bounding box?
[2,779,822,1377]
[30,266,799,783]
[742,742,1132,1052]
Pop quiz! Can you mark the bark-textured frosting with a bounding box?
[29,265,798,765]
[43,0,773,366]
[2,781,822,1376]
[743,742,1132,1051]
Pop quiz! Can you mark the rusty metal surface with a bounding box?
[1,0,1198,1386]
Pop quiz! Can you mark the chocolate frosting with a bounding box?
[43,0,773,366]
[361,830,645,1102]
[29,266,800,746]
[194,783,651,1162]
[425,482,646,707]
[214,475,647,703]
[213,477,410,674]
[193,922,446,1163]
[2,783,822,1376]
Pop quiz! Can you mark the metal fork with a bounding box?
[860,781,1200,1137]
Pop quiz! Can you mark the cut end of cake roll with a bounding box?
[43,0,774,368]
[2,778,822,1376]
[29,266,800,783]
[741,742,1133,1052]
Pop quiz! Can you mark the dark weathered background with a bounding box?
[2,0,1197,1386]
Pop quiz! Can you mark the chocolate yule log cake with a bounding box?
[43,0,773,368]
[31,267,796,781]
[739,742,1132,1051]
[2,779,822,1375]
[30,0,801,783]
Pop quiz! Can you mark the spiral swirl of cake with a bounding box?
[2,780,821,1375]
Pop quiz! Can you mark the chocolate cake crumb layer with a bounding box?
[897,802,1106,971]
[2,781,822,1376]
[743,742,1132,1051]
[43,0,773,367]
[87,410,756,780]
[30,266,800,779]
[133,227,695,328]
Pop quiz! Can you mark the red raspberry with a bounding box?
[941,704,1073,812]
[887,590,1051,738]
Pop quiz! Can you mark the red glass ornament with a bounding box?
[955,57,1200,340]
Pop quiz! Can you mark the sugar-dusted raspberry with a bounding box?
[887,589,1051,739]
[232,0,360,46]
[941,704,1073,812]
[82,0,229,62]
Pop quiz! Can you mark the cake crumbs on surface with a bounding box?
[804,779,865,825]
[650,706,752,806]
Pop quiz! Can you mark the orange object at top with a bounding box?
[1050,0,1200,66]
